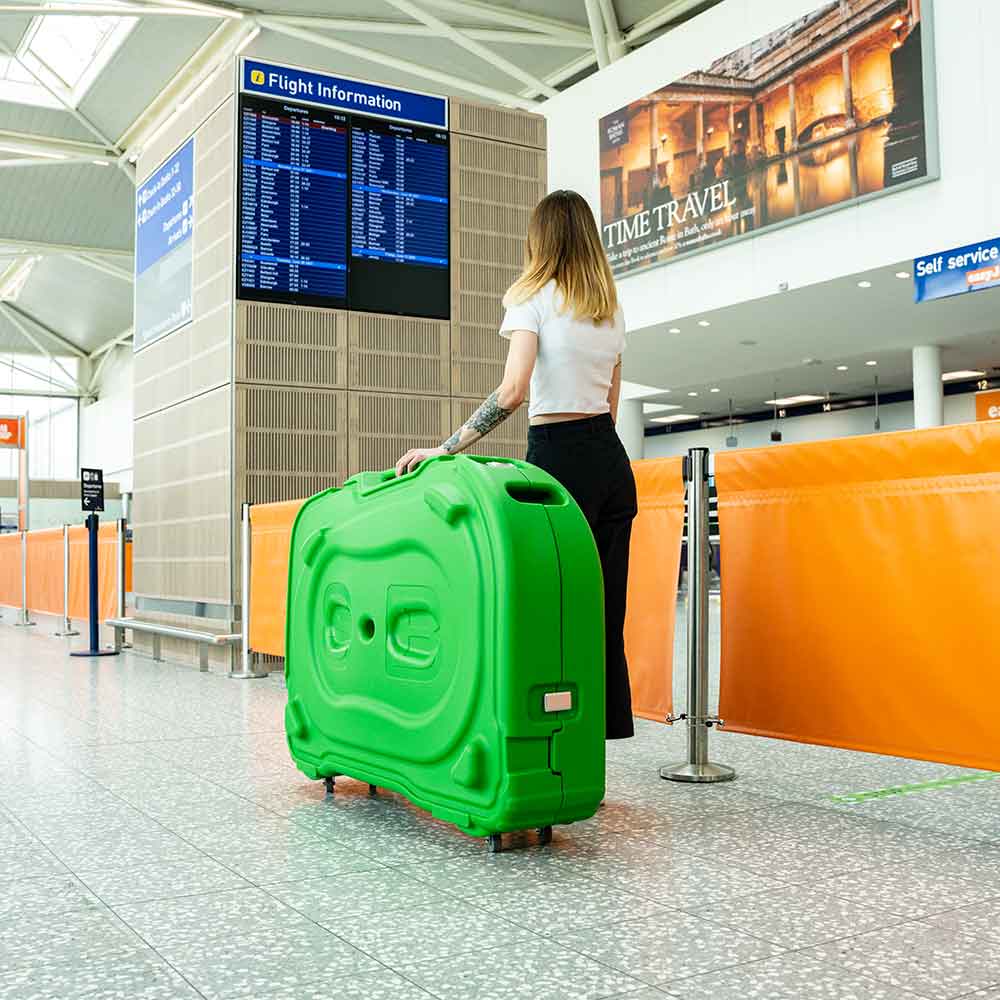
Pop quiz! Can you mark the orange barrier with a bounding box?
[0,532,19,607]
[624,458,684,722]
[249,499,306,656]
[1,522,131,622]
[716,422,1000,771]
[26,528,64,615]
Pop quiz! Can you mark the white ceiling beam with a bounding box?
[520,50,597,100]
[598,0,627,60]
[0,154,115,169]
[258,16,537,109]
[524,0,711,102]
[0,385,84,399]
[0,38,129,180]
[418,0,590,42]
[3,303,87,359]
[382,0,558,97]
[71,253,133,283]
[88,327,133,360]
[268,15,591,47]
[0,238,132,259]
[0,3,222,14]
[624,0,710,45]
[1,304,86,390]
[0,129,112,160]
[583,0,610,69]
[87,338,125,391]
[124,0,240,18]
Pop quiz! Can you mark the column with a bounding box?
[616,399,645,460]
[695,102,705,160]
[912,345,943,428]
[649,100,659,199]
[842,49,856,127]
[788,82,798,150]
[728,102,736,144]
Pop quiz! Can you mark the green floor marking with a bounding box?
[830,771,1000,805]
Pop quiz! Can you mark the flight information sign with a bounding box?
[238,96,349,308]
[237,60,450,320]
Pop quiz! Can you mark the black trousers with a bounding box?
[526,413,638,739]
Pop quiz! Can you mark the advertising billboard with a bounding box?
[599,0,936,277]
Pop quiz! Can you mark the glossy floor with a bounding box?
[1,617,998,1000]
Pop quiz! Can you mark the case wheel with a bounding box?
[323,776,335,795]
[487,833,503,854]
[368,784,378,796]
[538,825,553,846]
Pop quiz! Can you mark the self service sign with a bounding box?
[914,237,1000,304]
[133,137,195,352]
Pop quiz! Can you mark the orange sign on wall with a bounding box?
[0,416,23,448]
[976,390,1000,422]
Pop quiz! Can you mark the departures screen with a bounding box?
[237,93,450,319]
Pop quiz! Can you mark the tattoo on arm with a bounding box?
[440,391,514,454]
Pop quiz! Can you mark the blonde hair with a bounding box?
[504,189,618,324]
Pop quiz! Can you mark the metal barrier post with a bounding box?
[114,517,130,649]
[230,502,267,679]
[661,447,735,784]
[54,525,78,636]
[14,530,34,627]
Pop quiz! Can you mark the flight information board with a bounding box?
[237,84,450,319]
[349,118,449,316]
[238,96,349,308]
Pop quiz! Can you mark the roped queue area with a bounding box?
[4,418,997,776]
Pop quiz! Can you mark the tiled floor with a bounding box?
[1,609,998,1000]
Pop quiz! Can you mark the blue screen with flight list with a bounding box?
[237,68,450,320]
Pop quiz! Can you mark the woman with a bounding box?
[395,189,637,740]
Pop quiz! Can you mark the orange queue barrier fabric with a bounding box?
[249,499,306,657]
[624,457,685,722]
[0,531,18,607]
[26,528,64,615]
[0,522,131,622]
[715,422,1000,771]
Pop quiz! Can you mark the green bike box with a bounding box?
[284,455,605,839]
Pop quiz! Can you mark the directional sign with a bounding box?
[134,138,195,351]
[0,415,22,448]
[81,467,105,513]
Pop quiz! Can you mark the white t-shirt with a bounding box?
[499,281,626,419]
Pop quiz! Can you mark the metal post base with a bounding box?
[70,649,120,658]
[55,622,80,637]
[660,762,736,784]
[13,620,36,628]
[228,668,270,680]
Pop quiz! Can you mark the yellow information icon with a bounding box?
[250,70,264,85]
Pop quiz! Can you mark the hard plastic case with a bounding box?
[284,454,605,841]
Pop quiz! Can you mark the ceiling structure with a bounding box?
[622,260,1000,427]
[0,0,716,398]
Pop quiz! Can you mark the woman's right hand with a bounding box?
[394,446,447,477]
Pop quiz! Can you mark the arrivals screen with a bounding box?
[237,93,450,319]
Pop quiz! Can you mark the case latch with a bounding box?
[543,691,572,713]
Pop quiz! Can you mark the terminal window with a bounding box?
[237,94,450,320]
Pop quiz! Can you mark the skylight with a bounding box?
[0,54,58,109]
[0,8,136,109]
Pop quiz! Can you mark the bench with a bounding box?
[106,617,241,672]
